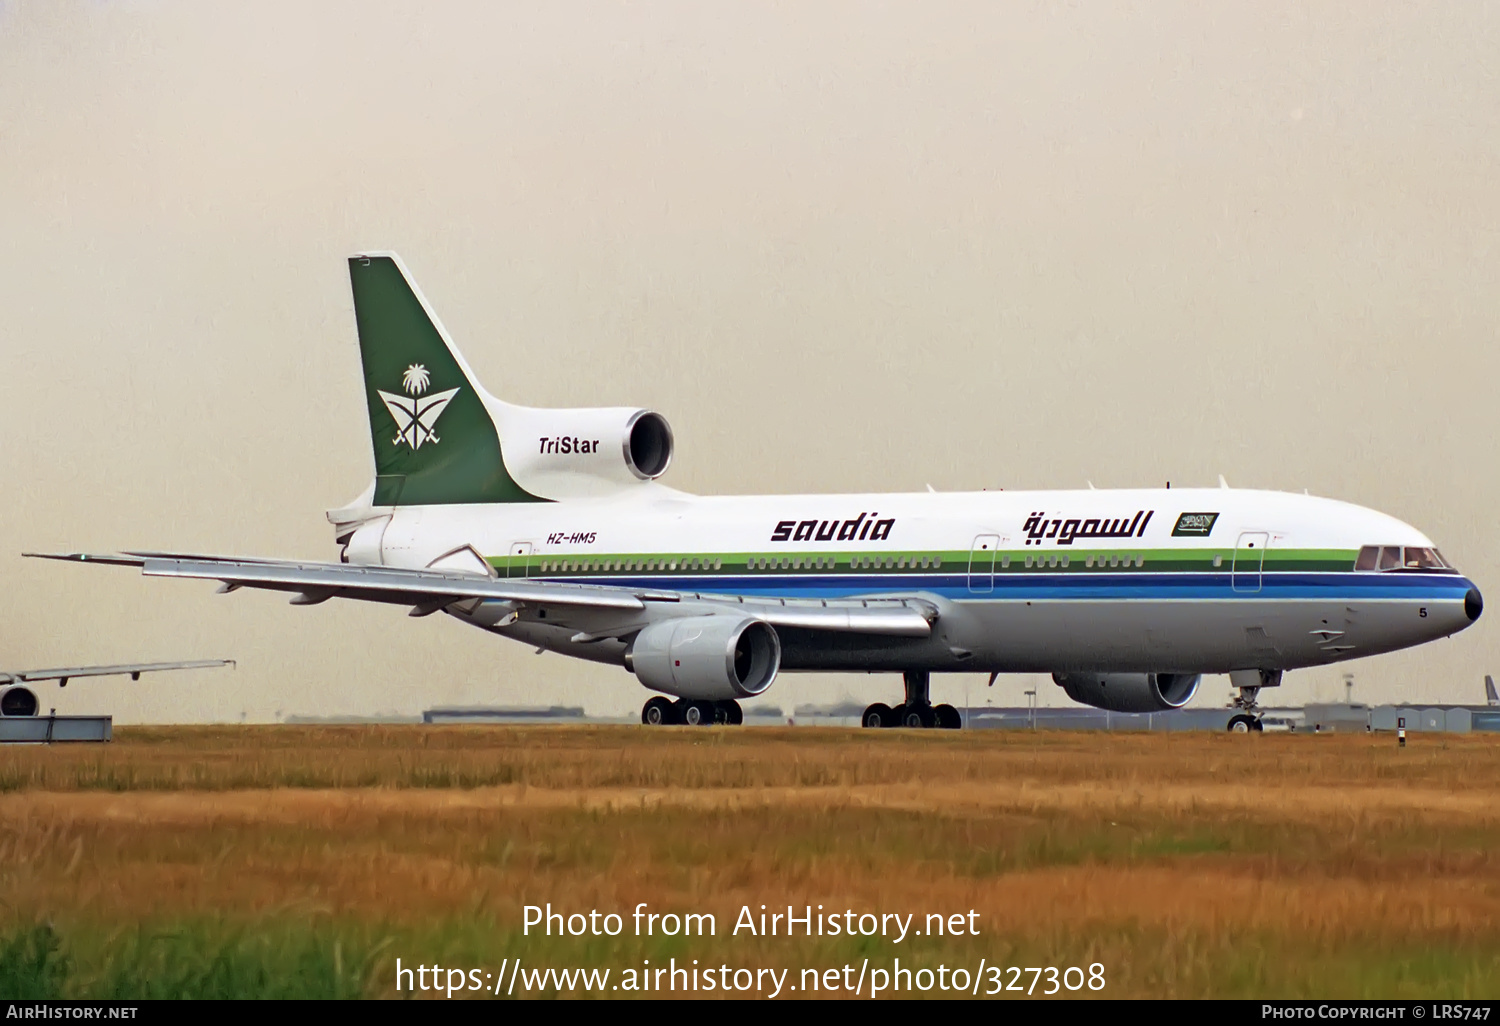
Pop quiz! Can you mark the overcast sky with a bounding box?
[2,1,1497,721]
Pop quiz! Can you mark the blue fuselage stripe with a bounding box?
[524,570,1474,603]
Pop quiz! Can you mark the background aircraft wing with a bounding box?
[27,552,937,636]
[0,659,233,685]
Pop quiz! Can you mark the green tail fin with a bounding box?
[348,253,543,505]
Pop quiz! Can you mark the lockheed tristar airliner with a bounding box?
[32,254,1483,731]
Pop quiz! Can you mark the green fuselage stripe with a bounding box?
[484,548,1358,576]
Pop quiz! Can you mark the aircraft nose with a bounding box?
[1466,587,1484,622]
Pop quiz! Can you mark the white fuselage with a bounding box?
[340,485,1480,676]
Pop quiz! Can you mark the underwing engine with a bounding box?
[0,686,39,717]
[625,616,780,701]
[1052,672,1201,713]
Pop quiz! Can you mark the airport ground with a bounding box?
[1,726,1498,999]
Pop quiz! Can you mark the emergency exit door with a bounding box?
[1232,532,1268,593]
[968,535,1000,593]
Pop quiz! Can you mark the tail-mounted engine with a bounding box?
[500,407,674,499]
[1053,672,1201,713]
[625,616,780,701]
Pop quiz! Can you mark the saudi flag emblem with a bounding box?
[377,363,460,449]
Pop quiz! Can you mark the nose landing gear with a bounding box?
[862,671,962,729]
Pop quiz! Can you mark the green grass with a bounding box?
[6,918,1498,999]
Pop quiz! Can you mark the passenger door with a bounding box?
[968,535,1000,593]
[507,542,533,579]
[1232,532,1269,593]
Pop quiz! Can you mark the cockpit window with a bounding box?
[1355,545,1454,571]
[1403,548,1445,570]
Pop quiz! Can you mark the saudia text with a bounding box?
[1023,510,1153,546]
[772,512,894,543]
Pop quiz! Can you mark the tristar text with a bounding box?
[771,512,895,543]
[539,436,602,455]
[1023,510,1154,546]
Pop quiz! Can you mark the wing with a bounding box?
[0,659,233,686]
[26,552,937,637]
[27,551,656,610]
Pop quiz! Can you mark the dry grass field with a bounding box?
[1,725,1498,998]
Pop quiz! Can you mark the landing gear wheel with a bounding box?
[934,704,962,730]
[1227,713,1261,733]
[862,703,893,728]
[890,704,907,728]
[642,696,676,726]
[902,704,936,729]
[714,700,743,725]
[679,700,714,727]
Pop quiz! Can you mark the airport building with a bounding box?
[752,701,1500,733]
[384,697,1500,733]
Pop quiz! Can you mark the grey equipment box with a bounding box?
[0,715,112,743]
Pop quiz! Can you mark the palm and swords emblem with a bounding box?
[376,364,460,449]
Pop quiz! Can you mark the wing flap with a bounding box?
[746,602,935,637]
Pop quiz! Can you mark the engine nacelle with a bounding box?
[0,686,39,717]
[1053,672,1201,713]
[626,616,780,701]
[498,406,674,498]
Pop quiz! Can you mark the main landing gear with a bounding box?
[862,671,961,730]
[641,696,743,726]
[1225,669,1283,733]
